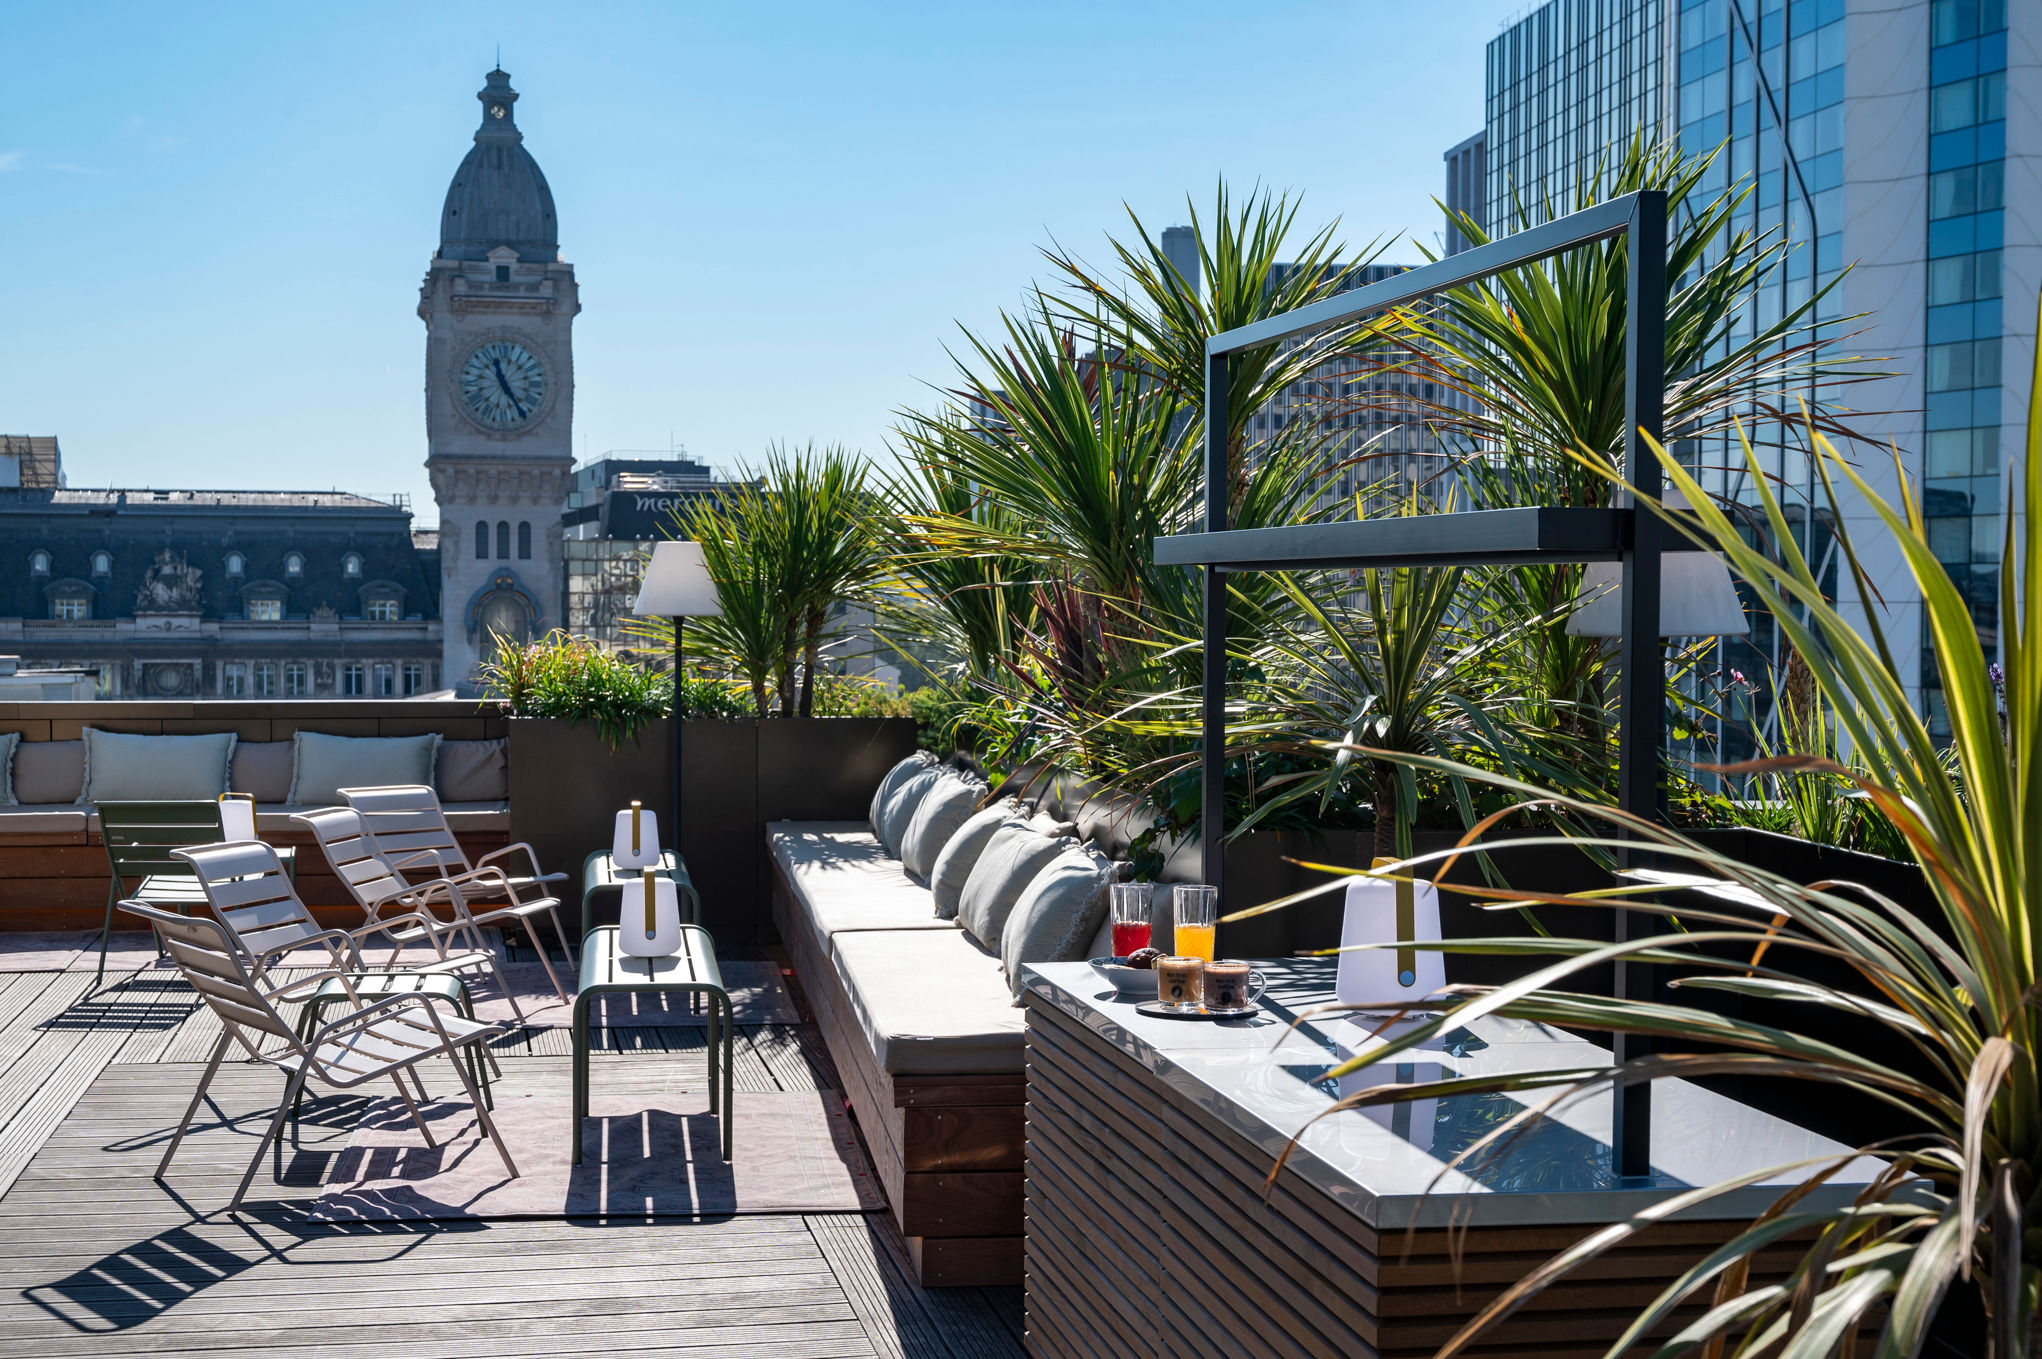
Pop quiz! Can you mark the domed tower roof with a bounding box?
[438,69,558,263]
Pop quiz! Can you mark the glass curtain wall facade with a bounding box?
[1921,0,2009,729]
[1485,0,1671,232]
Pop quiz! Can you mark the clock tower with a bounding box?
[421,67,578,691]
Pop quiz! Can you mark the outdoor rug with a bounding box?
[310,1086,881,1221]
[468,959,802,1028]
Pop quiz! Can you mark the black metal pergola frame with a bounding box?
[1152,189,1669,1178]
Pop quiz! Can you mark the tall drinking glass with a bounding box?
[1110,883,1154,957]
[1173,884,1218,963]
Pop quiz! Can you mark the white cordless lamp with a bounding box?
[217,793,257,843]
[633,540,723,872]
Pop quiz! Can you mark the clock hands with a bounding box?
[490,356,529,421]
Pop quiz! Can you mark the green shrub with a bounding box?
[478,631,671,749]
[808,674,913,719]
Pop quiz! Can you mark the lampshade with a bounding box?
[634,540,723,618]
[1566,553,1750,638]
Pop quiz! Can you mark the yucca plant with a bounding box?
[1259,319,2042,1356]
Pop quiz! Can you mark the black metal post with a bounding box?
[1613,189,1668,1180]
[672,624,686,873]
[1200,350,1230,895]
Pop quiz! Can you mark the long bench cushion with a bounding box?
[0,805,89,835]
[830,927,1025,1075]
[768,822,955,961]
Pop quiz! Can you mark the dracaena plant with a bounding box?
[1249,304,2042,1357]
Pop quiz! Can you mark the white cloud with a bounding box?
[0,151,25,172]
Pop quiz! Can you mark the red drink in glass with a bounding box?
[1112,920,1151,956]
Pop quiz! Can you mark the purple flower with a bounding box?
[1728,668,1750,690]
[1990,663,2005,692]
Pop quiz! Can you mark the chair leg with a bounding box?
[457,990,502,1082]
[230,1063,308,1211]
[408,1065,431,1104]
[525,912,571,1005]
[446,1046,518,1179]
[390,1072,436,1147]
[480,954,526,1024]
[156,1031,232,1180]
[96,883,118,987]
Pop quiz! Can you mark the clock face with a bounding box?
[460,340,546,429]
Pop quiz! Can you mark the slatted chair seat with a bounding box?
[339,785,575,1003]
[292,806,530,1019]
[126,899,517,1209]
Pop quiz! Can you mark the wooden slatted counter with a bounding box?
[1018,961,1879,1359]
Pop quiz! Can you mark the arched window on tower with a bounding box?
[475,520,490,559]
[517,522,531,559]
[496,521,510,559]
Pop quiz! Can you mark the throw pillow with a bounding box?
[0,732,18,806]
[11,740,83,805]
[868,751,936,833]
[437,738,509,802]
[876,766,941,859]
[79,728,237,804]
[957,819,1071,951]
[229,741,295,804]
[929,798,1019,919]
[1000,842,1126,1001]
[898,770,986,883]
[288,731,442,807]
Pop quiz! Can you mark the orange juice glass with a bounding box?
[1173,885,1219,962]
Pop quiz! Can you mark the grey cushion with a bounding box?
[957,819,1071,951]
[11,740,83,805]
[929,798,1020,919]
[80,728,236,804]
[288,731,441,807]
[767,822,957,963]
[229,741,295,803]
[868,752,936,833]
[0,732,17,806]
[0,804,88,834]
[437,738,509,802]
[1000,843,1124,1001]
[898,770,986,883]
[875,766,940,859]
[830,927,1025,1074]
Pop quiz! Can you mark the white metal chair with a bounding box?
[340,784,574,1002]
[126,899,518,1210]
[290,806,529,1021]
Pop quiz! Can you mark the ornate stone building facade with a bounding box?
[421,68,579,691]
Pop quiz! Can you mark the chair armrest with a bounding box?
[349,911,458,956]
[252,927,364,981]
[478,842,559,888]
[259,962,365,1006]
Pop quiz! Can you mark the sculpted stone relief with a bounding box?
[135,550,204,612]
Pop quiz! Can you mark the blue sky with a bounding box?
[2,1,1521,525]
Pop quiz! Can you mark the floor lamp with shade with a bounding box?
[633,541,723,866]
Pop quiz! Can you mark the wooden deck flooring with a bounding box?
[0,958,1026,1358]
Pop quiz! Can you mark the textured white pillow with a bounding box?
[957,819,1071,950]
[876,766,941,859]
[929,798,1019,919]
[868,752,936,836]
[79,728,237,804]
[1001,842,1124,1001]
[898,770,986,882]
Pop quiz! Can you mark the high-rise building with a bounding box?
[1484,0,1672,231]
[1471,0,2039,733]
[421,68,579,693]
[560,453,746,648]
[1444,132,1489,254]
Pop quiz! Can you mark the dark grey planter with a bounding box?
[508,715,917,944]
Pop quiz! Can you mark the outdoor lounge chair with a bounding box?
[340,784,574,1002]
[94,800,295,986]
[125,898,517,1209]
[291,805,529,1021]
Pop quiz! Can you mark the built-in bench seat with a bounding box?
[770,816,1103,1288]
[0,801,509,839]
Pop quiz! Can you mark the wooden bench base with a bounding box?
[771,858,1024,1286]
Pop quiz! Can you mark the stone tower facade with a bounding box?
[421,68,578,691]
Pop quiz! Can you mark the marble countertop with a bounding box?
[1021,959,1889,1230]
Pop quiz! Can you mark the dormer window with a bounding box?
[225,552,245,576]
[51,595,88,622]
[246,598,283,622]
[343,553,363,579]
[29,551,49,575]
[284,552,304,577]
[90,551,110,576]
[496,265,511,282]
[365,598,400,623]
